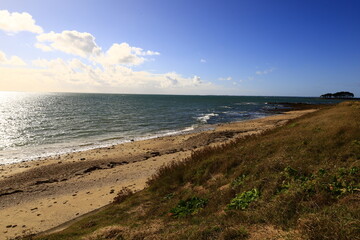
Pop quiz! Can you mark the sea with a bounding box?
[0,92,340,164]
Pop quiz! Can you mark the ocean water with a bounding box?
[0,92,339,164]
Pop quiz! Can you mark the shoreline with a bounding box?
[0,101,334,166]
[0,109,317,239]
[0,125,207,166]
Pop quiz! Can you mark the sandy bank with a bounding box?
[0,109,315,239]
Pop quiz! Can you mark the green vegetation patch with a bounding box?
[169,197,208,217]
[227,188,260,210]
[231,174,246,189]
[327,167,360,196]
[278,166,360,197]
[288,122,299,128]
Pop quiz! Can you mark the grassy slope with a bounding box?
[29,102,360,240]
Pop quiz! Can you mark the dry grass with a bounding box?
[28,102,360,240]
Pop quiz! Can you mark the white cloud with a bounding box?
[218,76,232,81]
[0,12,240,95]
[0,51,26,66]
[192,75,202,86]
[32,58,67,69]
[255,68,275,75]
[0,10,43,34]
[161,73,179,88]
[159,72,205,89]
[0,57,240,94]
[36,30,101,58]
[11,57,216,93]
[36,30,160,67]
[144,50,160,56]
[94,42,159,66]
[200,59,206,63]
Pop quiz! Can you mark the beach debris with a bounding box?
[150,151,161,157]
[34,179,58,185]
[166,149,178,154]
[83,166,103,173]
[0,189,23,197]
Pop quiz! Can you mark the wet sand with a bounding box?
[0,109,315,239]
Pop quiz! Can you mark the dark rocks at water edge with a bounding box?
[264,102,331,113]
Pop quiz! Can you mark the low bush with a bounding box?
[227,188,260,210]
[169,197,208,217]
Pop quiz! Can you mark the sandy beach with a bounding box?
[0,109,316,239]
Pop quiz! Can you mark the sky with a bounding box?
[0,0,359,96]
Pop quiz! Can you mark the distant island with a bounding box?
[320,91,354,99]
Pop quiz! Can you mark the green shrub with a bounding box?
[278,166,360,198]
[231,174,246,189]
[169,197,208,217]
[164,193,175,200]
[227,188,259,210]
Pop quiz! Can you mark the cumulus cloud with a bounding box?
[0,51,26,66]
[0,10,237,94]
[32,58,67,69]
[218,76,232,81]
[23,57,211,92]
[192,75,202,86]
[200,59,206,63]
[0,10,43,34]
[36,30,101,57]
[161,73,179,88]
[35,30,160,67]
[94,42,159,66]
[255,68,275,75]
[1,57,239,94]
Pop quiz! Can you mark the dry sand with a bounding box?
[0,110,315,239]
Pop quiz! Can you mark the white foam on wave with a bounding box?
[134,125,197,141]
[196,113,219,123]
[235,102,258,105]
[220,106,232,109]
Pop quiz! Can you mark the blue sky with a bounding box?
[0,0,359,96]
